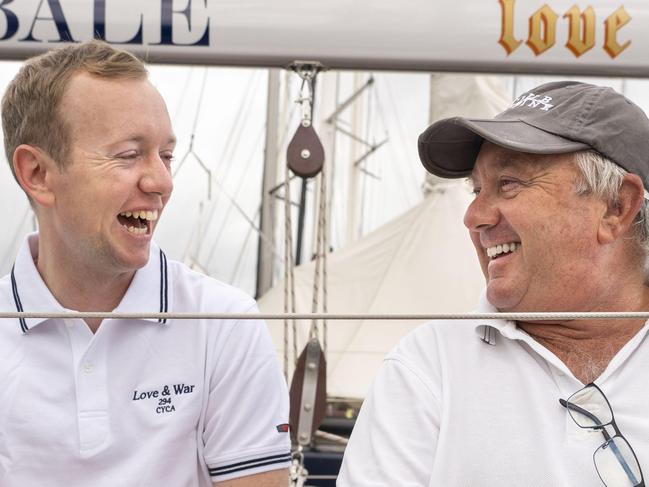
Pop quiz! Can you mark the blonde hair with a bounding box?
[2,40,147,179]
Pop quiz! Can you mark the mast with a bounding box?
[256,69,281,298]
[345,73,366,244]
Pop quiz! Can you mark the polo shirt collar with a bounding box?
[472,290,649,382]
[10,233,172,333]
[472,293,649,345]
[112,241,172,325]
[473,291,519,345]
[11,233,63,332]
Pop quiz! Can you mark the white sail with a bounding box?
[259,73,511,399]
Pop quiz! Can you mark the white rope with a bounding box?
[321,162,328,356]
[283,159,298,376]
[5,311,649,321]
[314,430,348,445]
[309,170,324,340]
[283,172,291,379]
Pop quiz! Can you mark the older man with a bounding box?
[338,81,649,486]
[0,41,289,486]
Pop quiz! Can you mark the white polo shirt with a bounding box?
[0,233,290,486]
[338,294,649,486]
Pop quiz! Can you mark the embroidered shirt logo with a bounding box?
[132,383,196,414]
[276,423,290,433]
[510,93,554,111]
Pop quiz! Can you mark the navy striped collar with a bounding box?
[111,245,170,325]
[10,233,171,333]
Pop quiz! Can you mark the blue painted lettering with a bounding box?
[21,0,73,42]
[155,0,209,46]
[93,0,143,44]
[0,0,18,40]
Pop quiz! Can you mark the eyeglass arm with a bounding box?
[559,399,609,437]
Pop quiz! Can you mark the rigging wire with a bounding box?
[7,311,649,321]
[192,71,264,260]
[176,70,262,267]
[366,79,389,233]
[358,73,373,236]
[190,68,209,137]
[330,73,343,250]
[171,67,195,121]
[203,125,269,268]
[214,71,264,180]
[171,68,213,201]
[204,160,280,268]
[229,207,261,285]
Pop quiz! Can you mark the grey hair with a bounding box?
[573,150,649,260]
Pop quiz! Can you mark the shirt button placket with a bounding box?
[74,328,110,457]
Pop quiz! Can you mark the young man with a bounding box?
[0,41,289,486]
[339,82,649,486]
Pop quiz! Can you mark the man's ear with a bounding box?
[12,144,57,207]
[598,173,645,244]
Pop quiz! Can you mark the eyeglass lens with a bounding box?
[595,436,643,487]
[566,386,612,428]
[562,384,644,487]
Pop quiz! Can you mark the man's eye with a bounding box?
[499,178,521,192]
[471,187,481,196]
[116,151,138,160]
[161,153,175,165]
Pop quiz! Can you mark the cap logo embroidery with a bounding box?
[510,93,554,111]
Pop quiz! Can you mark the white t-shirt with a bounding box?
[338,294,649,486]
[0,234,290,486]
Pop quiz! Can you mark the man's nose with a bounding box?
[463,191,499,231]
[140,155,174,197]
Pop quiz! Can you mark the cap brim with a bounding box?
[418,117,591,178]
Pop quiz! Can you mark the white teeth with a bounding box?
[126,226,147,235]
[118,209,159,235]
[118,210,159,221]
[486,242,519,260]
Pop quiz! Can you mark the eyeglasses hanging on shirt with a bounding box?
[560,383,645,487]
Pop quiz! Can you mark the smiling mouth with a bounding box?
[117,210,159,236]
[486,242,520,260]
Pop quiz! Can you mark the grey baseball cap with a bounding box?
[418,81,649,190]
